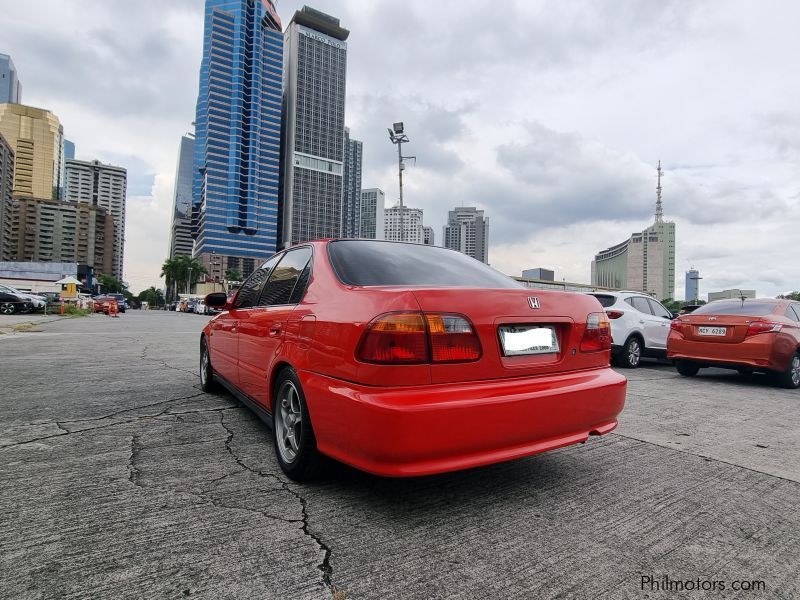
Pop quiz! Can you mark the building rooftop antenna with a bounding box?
[655,160,664,223]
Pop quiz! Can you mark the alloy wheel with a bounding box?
[792,355,800,387]
[0,302,14,315]
[628,340,641,366]
[200,347,210,386]
[276,380,303,464]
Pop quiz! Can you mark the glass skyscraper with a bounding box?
[169,134,195,259]
[341,127,363,238]
[192,0,283,278]
[281,7,349,247]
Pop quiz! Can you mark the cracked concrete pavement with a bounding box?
[1,312,799,599]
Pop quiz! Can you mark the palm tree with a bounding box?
[161,256,207,300]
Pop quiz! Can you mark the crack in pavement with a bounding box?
[129,434,142,487]
[0,392,212,450]
[218,409,336,595]
[611,431,800,484]
[140,341,199,378]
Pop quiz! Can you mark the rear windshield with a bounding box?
[691,300,777,316]
[327,240,522,288]
[590,294,617,308]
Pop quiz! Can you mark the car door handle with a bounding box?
[269,325,282,337]
[639,320,645,324]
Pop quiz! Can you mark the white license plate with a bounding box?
[499,325,559,356]
[698,326,727,336]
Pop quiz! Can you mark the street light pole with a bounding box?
[388,122,415,242]
[187,267,193,295]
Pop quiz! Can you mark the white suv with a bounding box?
[589,291,674,368]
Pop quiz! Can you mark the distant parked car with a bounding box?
[93,296,114,314]
[195,299,207,315]
[668,298,800,388]
[0,289,33,314]
[186,299,199,313]
[178,299,189,312]
[589,291,673,368]
[0,284,46,311]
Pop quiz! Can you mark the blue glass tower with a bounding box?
[192,0,283,278]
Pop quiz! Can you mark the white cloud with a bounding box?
[2,0,799,298]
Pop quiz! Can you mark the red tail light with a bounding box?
[357,312,428,364]
[425,314,481,362]
[605,310,624,319]
[580,312,611,352]
[357,312,482,364]
[745,321,783,337]
[670,319,686,336]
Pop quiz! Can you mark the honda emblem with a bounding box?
[528,297,541,309]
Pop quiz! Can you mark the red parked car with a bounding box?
[668,298,800,388]
[200,240,626,480]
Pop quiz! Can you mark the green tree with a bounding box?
[137,286,165,308]
[778,291,800,301]
[160,255,207,300]
[225,268,243,282]
[97,274,124,294]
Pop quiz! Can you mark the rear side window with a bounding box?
[786,305,800,322]
[626,297,653,314]
[259,246,313,306]
[692,300,777,316]
[591,294,617,308]
[327,240,522,288]
[235,254,282,309]
[648,299,673,318]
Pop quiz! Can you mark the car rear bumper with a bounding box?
[300,367,627,477]
[668,336,780,370]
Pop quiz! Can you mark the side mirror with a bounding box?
[205,292,229,309]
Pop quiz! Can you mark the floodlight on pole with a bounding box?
[388,122,415,242]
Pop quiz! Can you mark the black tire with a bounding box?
[0,301,17,315]
[775,353,800,390]
[272,367,323,481]
[675,360,700,377]
[618,336,643,369]
[199,338,220,393]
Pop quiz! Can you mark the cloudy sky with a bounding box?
[3,0,799,297]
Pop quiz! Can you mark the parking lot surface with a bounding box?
[1,312,798,599]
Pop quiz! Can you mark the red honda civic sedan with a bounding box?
[668,298,800,388]
[200,240,627,480]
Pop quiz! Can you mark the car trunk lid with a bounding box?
[411,288,609,384]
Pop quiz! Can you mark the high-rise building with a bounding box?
[281,7,349,247]
[708,289,756,302]
[685,269,700,302]
[591,162,676,299]
[359,188,384,239]
[65,159,127,279]
[7,195,113,273]
[169,135,195,258]
[443,206,489,263]
[192,0,284,280]
[63,139,75,161]
[0,103,64,200]
[0,54,22,103]
[341,128,363,238]
[423,225,434,246]
[522,268,555,281]
[384,204,424,244]
[0,133,13,260]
